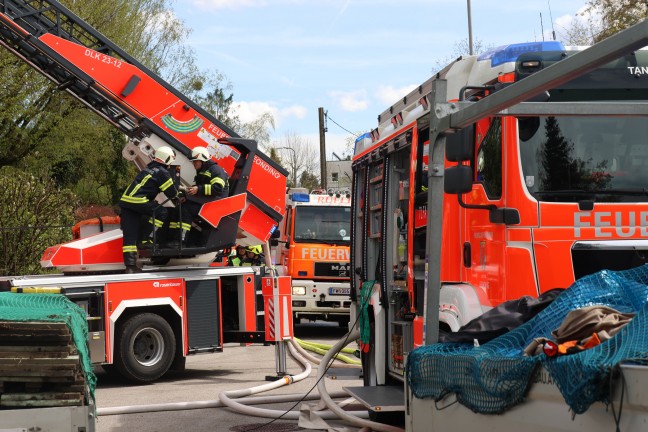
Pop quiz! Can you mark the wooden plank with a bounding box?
[0,320,88,409]
[0,335,72,345]
[0,322,70,335]
[1,377,86,394]
[2,392,83,401]
[0,368,78,378]
[0,345,74,355]
[0,355,80,367]
[0,375,79,384]
[0,321,69,330]
[1,399,83,408]
[0,395,84,409]
[1,392,84,408]
[0,322,71,341]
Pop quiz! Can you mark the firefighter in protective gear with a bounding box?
[228,245,247,266]
[119,146,179,273]
[241,245,263,267]
[167,146,229,248]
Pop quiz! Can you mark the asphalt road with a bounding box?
[94,322,366,432]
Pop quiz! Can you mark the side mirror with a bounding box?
[271,229,281,239]
[269,239,279,247]
[445,124,475,162]
[444,165,473,194]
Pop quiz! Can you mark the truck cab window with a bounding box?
[476,118,502,199]
[519,116,648,203]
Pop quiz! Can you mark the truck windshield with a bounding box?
[293,206,351,244]
[519,116,648,203]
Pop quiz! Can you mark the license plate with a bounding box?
[329,287,350,295]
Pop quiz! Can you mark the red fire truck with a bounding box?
[347,23,648,430]
[271,189,351,326]
[0,0,287,383]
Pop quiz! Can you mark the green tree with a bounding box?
[0,0,224,206]
[585,0,647,43]
[561,0,647,44]
[300,171,320,192]
[0,167,77,275]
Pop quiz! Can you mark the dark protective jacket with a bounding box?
[120,161,178,205]
[241,256,263,267]
[195,160,229,198]
[228,254,245,266]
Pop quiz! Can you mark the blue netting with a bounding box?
[0,292,97,401]
[406,265,648,414]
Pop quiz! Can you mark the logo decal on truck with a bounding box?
[301,247,350,260]
[152,281,182,288]
[161,114,204,133]
[574,211,648,238]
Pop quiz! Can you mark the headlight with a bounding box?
[292,286,306,296]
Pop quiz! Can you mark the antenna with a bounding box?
[547,0,557,41]
[540,12,545,42]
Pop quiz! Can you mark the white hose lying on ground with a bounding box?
[97,390,351,416]
[217,339,369,420]
[316,327,405,432]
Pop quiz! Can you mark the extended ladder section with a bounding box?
[0,0,288,270]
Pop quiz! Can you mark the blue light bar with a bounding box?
[478,41,565,67]
[354,132,371,154]
[355,132,371,144]
[291,192,310,202]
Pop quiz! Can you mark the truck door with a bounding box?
[462,117,507,305]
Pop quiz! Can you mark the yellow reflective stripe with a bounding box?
[200,171,212,178]
[210,177,225,186]
[204,184,211,195]
[180,223,191,231]
[148,217,164,227]
[128,174,152,197]
[169,222,179,229]
[120,195,148,204]
[159,178,173,192]
[123,245,138,253]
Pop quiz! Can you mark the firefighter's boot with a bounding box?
[166,227,188,249]
[123,252,142,274]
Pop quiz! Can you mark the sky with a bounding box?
[172,0,590,159]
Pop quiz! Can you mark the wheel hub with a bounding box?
[133,327,165,366]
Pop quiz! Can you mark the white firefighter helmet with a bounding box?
[154,146,176,165]
[191,146,211,162]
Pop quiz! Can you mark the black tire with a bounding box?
[114,313,176,383]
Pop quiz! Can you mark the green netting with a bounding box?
[0,292,97,402]
[406,265,648,415]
